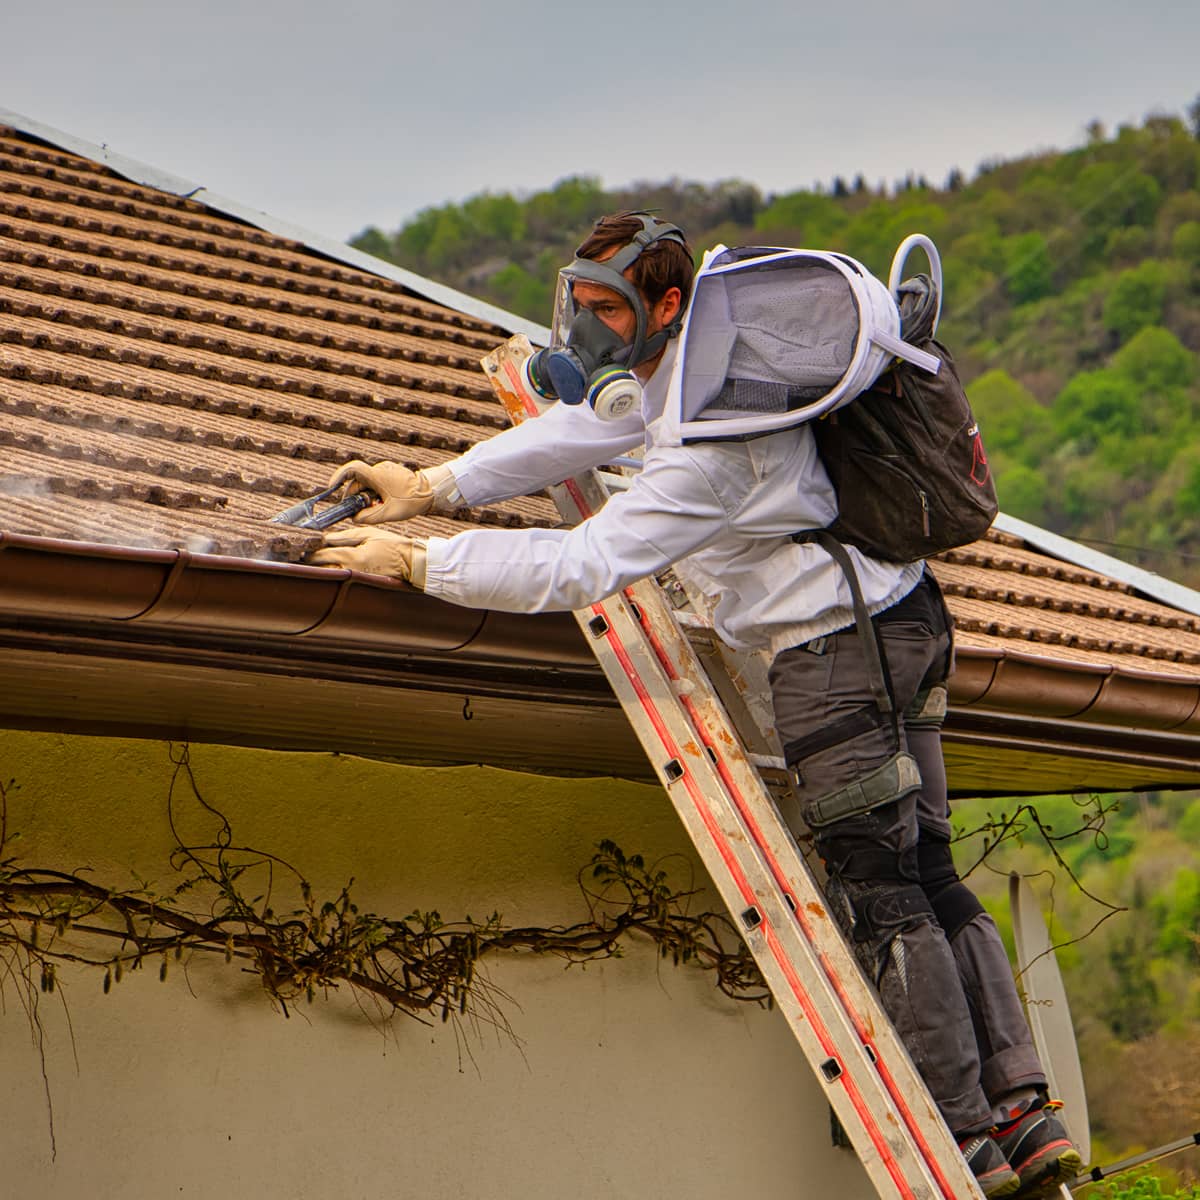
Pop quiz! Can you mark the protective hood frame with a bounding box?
[660,236,942,447]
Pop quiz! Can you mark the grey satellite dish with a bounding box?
[1009,872,1091,1167]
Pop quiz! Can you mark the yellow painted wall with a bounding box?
[0,729,872,1200]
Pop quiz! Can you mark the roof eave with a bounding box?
[1,532,1197,746]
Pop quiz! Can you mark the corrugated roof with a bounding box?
[1,118,1198,792]
[0,125,560,555]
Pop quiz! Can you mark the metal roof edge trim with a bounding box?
[993,512,1200,617]
[0,106,553,348]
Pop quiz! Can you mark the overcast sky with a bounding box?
[5,1,1199,245]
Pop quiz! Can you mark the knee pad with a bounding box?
[904,683,948,729]
[928,881,985,942]
[917,838,958,892]
[917,839,985,941]
[803,751,922,829]
[824,843,920,885]
[848,882,935,944]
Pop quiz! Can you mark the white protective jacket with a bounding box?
[424,341,922,657]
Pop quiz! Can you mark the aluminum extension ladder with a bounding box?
[482,335,985,1200]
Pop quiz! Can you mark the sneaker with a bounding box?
[993,1103,1084,1196]
[958,1131,1021,1197]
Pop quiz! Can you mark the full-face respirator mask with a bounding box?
[523,215,688,422]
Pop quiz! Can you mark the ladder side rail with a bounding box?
[634,541,975,1193]
[625,576,981,1200]
[576,588,947,1200]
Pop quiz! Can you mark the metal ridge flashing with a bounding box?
[993,512,1200,618]
[0,106,552,348]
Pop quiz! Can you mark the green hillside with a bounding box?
[353,102,1200,588]
[950,788,1200,1187]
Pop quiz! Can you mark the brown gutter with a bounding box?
[0,531,592,666]
[1,531,1199,741]
[949,646,1200,735]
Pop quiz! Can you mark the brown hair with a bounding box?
[575,211,695,309]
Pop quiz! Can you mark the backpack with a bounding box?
[807,272,997,563]
[787,242,997,740]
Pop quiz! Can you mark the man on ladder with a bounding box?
[309,212,1082,1198]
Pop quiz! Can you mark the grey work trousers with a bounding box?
[768,573,1045,1134]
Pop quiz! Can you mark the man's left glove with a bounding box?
[307,528,426,586]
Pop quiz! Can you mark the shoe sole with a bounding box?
[1013,1145,1084,1196]
[983,1175,1022,1198]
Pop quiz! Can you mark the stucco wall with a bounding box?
[0,729,873,1200]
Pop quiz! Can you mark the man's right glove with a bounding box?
[307,527,426,585]
[327,460,461,524]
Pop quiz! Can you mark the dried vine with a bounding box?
[0,748,768,1059]
[0,742,1140,1076]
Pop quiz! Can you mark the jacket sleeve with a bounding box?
[446,399,645,506]
[423,449,733,612]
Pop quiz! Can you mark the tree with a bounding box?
[712,180,762,226]
[486,263,552,322]
[524,176,607,240]
[1103,261,1169,343]
[393,205,445,265]
[1100,959,1163,1042]
[994,464,1047,521]
[349,226,394,263]
[754,190,848,245]
[1153,867,1200,962]
[1072,164,1162,258]
[461,192,525,245]
[1003,232,1054,303]
[968,369,1053,465]
[1052,369,1143,449]
[1187,92,1200,140]
[1105,226,1151,265]
[1110,325,1197,395]
[1179,796,1200,845]
[1173,221,1200,271]
[425,206,472,271]
[841,200,948,274]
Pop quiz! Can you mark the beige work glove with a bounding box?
[307,528,427,587]
[327,459,461,525]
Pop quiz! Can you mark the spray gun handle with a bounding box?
[296,492,374,530]
[270,486,378,529]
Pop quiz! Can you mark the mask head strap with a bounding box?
[592,213,688,273]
